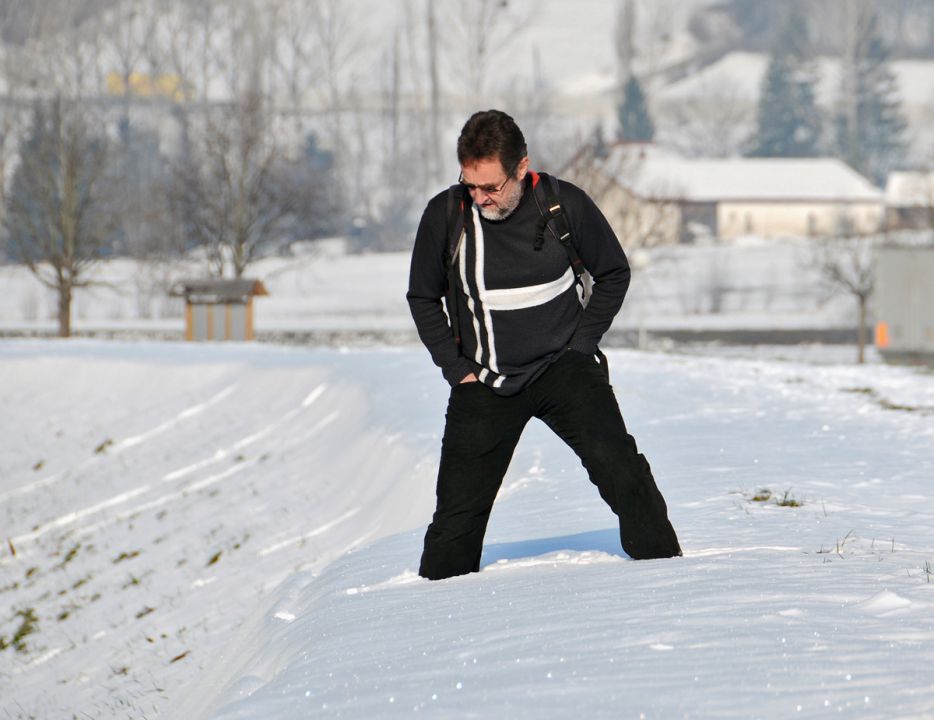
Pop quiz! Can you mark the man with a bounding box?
[407,109,681,581]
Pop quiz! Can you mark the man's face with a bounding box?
[460,156,529,221]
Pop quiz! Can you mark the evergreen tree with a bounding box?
[749,11,821,157]
[617,75,655,142]
[835,9,907,185]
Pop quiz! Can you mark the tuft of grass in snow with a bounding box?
[841,386,934,415]
[745,487,803,507]
[123,574,142,589]
[1,607,40,653]
[113,550,142,564]
[72,575,91,590]
[775,490,803,507]
[57,603,80,622]
[207,551,223,567]
[57,543,81,568]
[94,438,114,454]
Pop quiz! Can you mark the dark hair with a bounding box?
[456,109,527,177]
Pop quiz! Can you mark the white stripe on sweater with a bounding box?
[480,266,575,311]
[472,205,499,373]
[458,225,484,365]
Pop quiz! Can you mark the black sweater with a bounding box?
[407,172,631,396]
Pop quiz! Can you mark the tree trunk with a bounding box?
[841,0,860,169]
[58,282,73,338]
[426,0,442,184]
[857,294,867,364]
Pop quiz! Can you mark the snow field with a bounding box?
[0,341,437,717]
[2,341,933,718]
[192,347,934,719]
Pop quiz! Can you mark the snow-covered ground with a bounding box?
[2,340,933,718]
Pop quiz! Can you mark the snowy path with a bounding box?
[2,341,934,718]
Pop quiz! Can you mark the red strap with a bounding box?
[529,170,540,187]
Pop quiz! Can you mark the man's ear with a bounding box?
[516,156,530,181]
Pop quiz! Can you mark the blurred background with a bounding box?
[0,0,931,363]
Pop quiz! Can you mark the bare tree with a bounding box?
[506,45,569,172]
[269,0,319,138]
[170,91,297,278]
[426,0,443,185]
[0,5,41,221]
[638,1,679,87]
[302,0,363,214]
[350,5,434,251]
[308,0,359,151]
[614,0,636,87]
[655,77,754,158]
[561,140,679,249]
[4,97,118,336]
[814,232,878,363]
[156,0,221,104]
[99,0,158,126]
[446,0,533,110]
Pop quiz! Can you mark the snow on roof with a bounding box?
[609,150,883,203]
[885,171,934,207]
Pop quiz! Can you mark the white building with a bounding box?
[885,171,934,230]
[566,146,885,245]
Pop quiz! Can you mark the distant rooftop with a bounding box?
[885,171,934,207]
[606,149,883,203]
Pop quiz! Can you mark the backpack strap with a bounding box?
[531,172,586,283]
[444,184,466,346]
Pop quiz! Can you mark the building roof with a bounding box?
[885,171,934,207]
[605,149,883,203]
[169,279,269,303]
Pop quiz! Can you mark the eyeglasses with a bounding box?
[458,170,513,195]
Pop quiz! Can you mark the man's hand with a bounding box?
[459,373,478,384]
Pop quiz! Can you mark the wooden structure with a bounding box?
[169,279,268,341]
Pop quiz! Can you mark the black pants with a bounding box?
[419,349,681,580]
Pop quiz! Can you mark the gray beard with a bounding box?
[478,177,525,221]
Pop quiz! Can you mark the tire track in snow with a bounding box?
[10,485,154,544]
[256,507,360,557]
[6,384,330,549]
[73,405,342,542]
[162,384,327,482]
[110,383,239,453]
[0,382,239,506]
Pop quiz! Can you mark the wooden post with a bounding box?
[185,303,193,341]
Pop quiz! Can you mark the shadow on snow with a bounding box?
[480,527,624,567]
